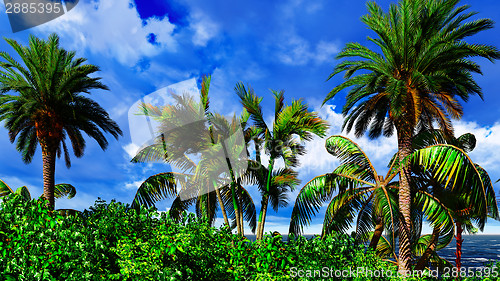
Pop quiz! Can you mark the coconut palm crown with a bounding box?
[0,34,122,209]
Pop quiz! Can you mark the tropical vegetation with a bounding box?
[323,0,500,271]
[0,0,499,279]
[289,133,499,270]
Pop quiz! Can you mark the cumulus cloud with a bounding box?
[124,180,143,191]
[296,102,397,177]
[55,190,102,210]
[190,10,220,47]
[453,120,500,172]
[34,0,178,66]
[276,34,340,66]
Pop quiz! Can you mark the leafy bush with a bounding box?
[0,194,455,280]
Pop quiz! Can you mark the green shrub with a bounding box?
[1,194,454,280]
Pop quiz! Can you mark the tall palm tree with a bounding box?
[236,83,328,240]
[0,34,122,209]
[324,0,500,270]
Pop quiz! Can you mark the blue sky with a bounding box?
[0,0,500,235]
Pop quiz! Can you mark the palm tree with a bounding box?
[324,0,500,270]
[236,83,328,240]
[290,134,495,270]
[131,77,256,234]
[0,178,79,216]
[289,136,455,265]
[289,136,400,250]
[0,34,122,209]
[405,143,497,270]
[409,130,499,269]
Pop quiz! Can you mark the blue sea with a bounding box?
[438,235,500,268]
[245,234,500,268]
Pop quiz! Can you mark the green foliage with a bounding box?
[0,194,395,280]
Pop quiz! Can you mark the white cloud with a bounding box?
[190,10,220,47]
[123,142,140,159]
[314,40,341,64]
[124,180,143,191]
[35,0,178,66]
[453,120,500,172]
[276,33,339,66]
[297,102,397,176]
[55,190,100,210]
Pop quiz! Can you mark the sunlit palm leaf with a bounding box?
[14,186,31,201]
[54,183,76,199]
[0,179,14,197]
[288,174,343,235]
[475,164,499,224]
[131,142,167,163]
[407,144,488,217]
[325,135,377,183]
[322,188,371,236]
[414,190,455,250]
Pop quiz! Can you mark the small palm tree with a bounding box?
[236,83,328,240]
[290,135,495,269]
[409,130,499,269]
[0,34,122,209]
[324,0,500,270]
[289,136,400,249]
[0,178,79,216]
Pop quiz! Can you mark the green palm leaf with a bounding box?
[288,173,353,235]
[407,144,488,216]
[325,135,377,183]
[14,186,31,201]
[54,183,76,199]
[0,179,14,197]
[131,173,179,210]
[414,190,455,250]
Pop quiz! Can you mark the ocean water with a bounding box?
[245,234,500,268]
[438,235,500,268]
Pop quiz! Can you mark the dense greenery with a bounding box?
[0,0,499,279]
[0,194,398,280]
[2,194,499,280]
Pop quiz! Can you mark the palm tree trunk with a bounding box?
[41,142,56,210]
[220,141,242,235]
[455,222,463,270]
[213,180,230,227]
[257,195,269,240]
[369,215,384,249]
[237,183,244,236]
[415,226,440,270]
[257,159,274,240]
[397,129,413,273]
[230,182,242,235]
